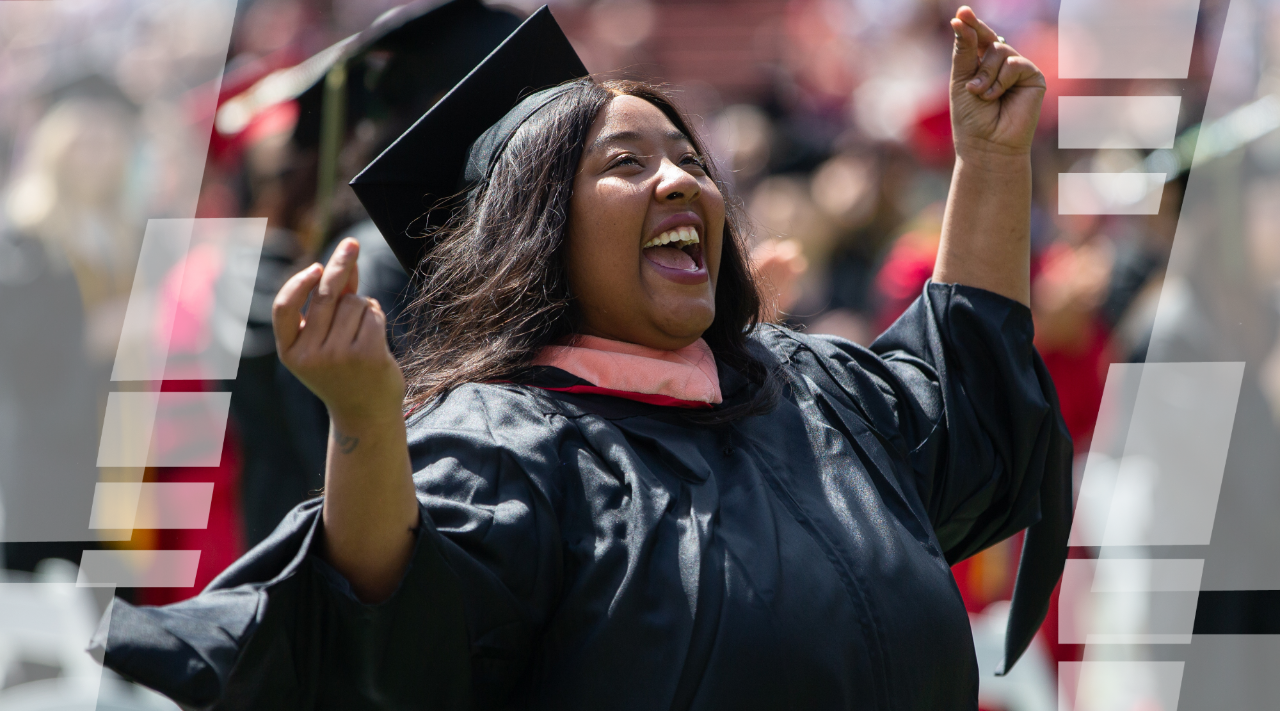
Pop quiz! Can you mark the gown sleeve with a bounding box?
[797,281,1073,563]
[795,281,1073,673]
[89,388,563,711]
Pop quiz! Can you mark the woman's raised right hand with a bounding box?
[271,237,406,425]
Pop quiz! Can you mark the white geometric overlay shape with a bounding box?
[1071,362,1245,546]
[148,391,232,467]
[89,482,215,530]
[112,217,267,382]
[1059,0,1200,79]
[1060,559,1202,644]
[77,550,201,588]
[1059,173,1167,215]
[112,220,196,382]
[1059,661,1185,711]
[1113,363,1242,546]
[96,392,161,468]
[96,391,230,468]
[1059,96,1182,149]
[87,482,144,530]
[1072,362,1143,546]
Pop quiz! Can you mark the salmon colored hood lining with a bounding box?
[532,335,723,405]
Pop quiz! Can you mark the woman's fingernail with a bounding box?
[968,77,982,88]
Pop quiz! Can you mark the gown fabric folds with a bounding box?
[91,282,1072,710]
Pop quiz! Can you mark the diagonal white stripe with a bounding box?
[77,550,202,588]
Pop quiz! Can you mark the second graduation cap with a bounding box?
[350,6,589,274]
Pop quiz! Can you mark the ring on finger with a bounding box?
[996,35,1005,43]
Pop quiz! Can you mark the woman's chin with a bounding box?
[644,303,715,347]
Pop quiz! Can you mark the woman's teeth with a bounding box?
[642,226,700,249]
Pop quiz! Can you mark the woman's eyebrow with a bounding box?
[588,128,691,156]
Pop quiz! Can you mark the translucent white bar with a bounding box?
[0,0,239,550]
[96,391,230,468]
[1059,173,1166,215]
[1146,0,1280,591]
[87,482,144,530]
[112,220,196,382]
[77,550,201,588]
[112,218,268,382]
[1059,0,1199,79]
[1060,661,1184,711]
[1059,96,1182,149]
[148,391,232,467]
[1090,559,1204,592]
[1060,560,1201,645]
[1071,362,1245,547]
[1071,362,1142,545]
[96,392,161,468]
[0,575,110,682]
[1115,363,1242,546]
[170,218,267,380]
[88,482,214,530]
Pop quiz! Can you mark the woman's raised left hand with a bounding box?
[949,6,1045,162]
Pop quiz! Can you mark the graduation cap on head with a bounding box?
[349,6,589,274]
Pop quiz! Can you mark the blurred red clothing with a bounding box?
[138,419,245,607]
[134,238,247,605]
[874,232,1107,446]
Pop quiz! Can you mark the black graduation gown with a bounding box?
[90,283,1072,710]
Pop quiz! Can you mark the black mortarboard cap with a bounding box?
[292,0,522,149]
[349,6,589,274]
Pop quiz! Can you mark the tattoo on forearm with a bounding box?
[334,429,360,454]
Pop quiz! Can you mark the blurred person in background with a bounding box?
[0,85,141,573]
[5,91,142,368]
[217,0,523,549]
[0,0,246,593]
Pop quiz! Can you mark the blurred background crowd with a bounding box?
[2,0,1280,707]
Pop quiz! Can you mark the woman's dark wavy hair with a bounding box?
[399,78,776,421]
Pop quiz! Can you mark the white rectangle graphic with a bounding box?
[1060,559,1202,645]
[112,218,267,382]
[97,392,161,468]
[1059,0,1199,79]
[1089,558,1204,592]
[112,220,196,382]
[97,391,230,468]
[1071,362,1245,547]
[0,580,111,681]
[149,391,232,467]
[77,550,201,588]
[1059,96,1182,149]
[89,482,215,529]
[1059,661,1185,711]
[1059,173,1166,215]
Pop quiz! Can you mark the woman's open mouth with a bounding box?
[641,226,707,284]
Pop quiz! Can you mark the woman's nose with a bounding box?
[655,159,700,203]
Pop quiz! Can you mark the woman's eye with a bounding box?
[610,155,641,169]
[682,154,708,171]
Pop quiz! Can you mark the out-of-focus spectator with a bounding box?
[751,238,809,322]
[870,200,943,332]
[5,93,141,365]
[1032,237,1115,449]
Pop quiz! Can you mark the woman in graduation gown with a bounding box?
[91,6,1071,710]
